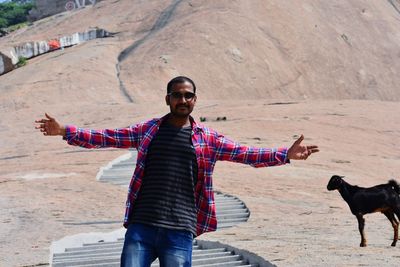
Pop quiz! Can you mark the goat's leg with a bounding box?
[392,207,400,246]
[356,214,367,247]
[383,211,398,246]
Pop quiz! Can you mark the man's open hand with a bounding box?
[287,134,319,160]
[35,113,65,136]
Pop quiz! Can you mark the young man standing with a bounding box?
[35,76,319,267]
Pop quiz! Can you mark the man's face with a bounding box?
[165,81,197,118]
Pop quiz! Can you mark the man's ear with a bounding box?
[165,95,170,106]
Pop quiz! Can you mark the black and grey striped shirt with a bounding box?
[129,121,198,235]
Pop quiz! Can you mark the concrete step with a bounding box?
[98,175,132,181]
[217,212,250,220]
[99,169,131,174]
[217,204,244,209]
[99,171,134,177]
[54,248,227,261]
[217,208,249,214]
[53,251,233,264]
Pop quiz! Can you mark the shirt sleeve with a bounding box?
[63,124,141,149]
[214,133,289,167]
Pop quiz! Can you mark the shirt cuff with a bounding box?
[63,125,77,141]
[276,147,290,164]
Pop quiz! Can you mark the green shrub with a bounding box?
[7,21,27,31]
[17,56,27,67]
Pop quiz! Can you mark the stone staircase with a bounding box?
[52,239,260,267]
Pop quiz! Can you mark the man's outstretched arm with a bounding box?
[214,133,319,167]
[35,113,141,149]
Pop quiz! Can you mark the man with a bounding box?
[35,76,319,267]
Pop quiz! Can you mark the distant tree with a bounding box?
[0,0,34,28]
[10,0,35,4]
[0,17,7,28]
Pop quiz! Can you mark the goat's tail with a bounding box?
[388,180,400,194]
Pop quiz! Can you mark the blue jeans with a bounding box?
[120,223,194,267]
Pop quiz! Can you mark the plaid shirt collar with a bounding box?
[156,113,203,134]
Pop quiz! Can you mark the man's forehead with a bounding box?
[171,81,194,92]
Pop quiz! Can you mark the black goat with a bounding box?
[327,175,400,247]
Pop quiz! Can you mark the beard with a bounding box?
[170,104,193,118]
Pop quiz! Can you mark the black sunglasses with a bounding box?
[168,92,196,100]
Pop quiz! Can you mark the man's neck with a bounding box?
[167,114,191,128]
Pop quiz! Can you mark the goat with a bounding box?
[327,175,400,247]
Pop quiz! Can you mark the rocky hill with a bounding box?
[1,0,400,104]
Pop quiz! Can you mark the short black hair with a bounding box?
[167,76,196,94]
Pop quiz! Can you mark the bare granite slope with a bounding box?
[1,0,400,102]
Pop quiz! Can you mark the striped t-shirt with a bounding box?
[129,121,198,235]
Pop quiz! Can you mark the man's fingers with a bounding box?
[294,134,304,145]
[35,123,47,128]
[45,113,55,121]
[308,148,320,154]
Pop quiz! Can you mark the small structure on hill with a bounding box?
[0,28,111,76]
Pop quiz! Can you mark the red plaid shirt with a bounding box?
[64,114,289,236]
